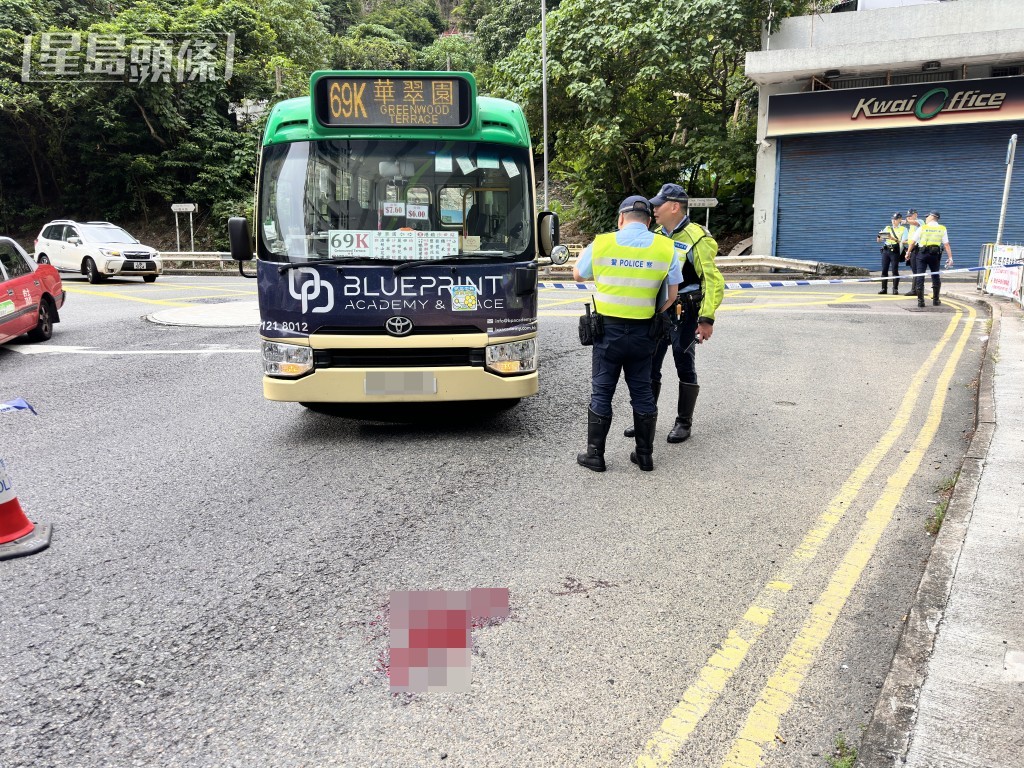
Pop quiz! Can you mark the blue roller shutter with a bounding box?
[776,120,1024,270]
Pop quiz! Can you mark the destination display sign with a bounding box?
[314,75,472,129]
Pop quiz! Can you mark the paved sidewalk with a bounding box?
[860,292,1024,767]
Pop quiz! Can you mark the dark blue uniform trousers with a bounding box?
[590,321,658,418]
[650,299,699,386]
[917,247,942,295]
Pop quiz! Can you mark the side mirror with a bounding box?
[68,237,81,246]
[537,210,560,257]
[227,217,253,262]
[550,244,570,265]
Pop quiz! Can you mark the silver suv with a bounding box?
[35,221,162,283]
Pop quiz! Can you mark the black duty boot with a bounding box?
[917,286,925,308]
[932,286,941,306]
[577,407,612,472]
[624,380,660,437]
[629,411,657,471]
[667,383,700,443]
[878,284,887,295]
[893,279,900,294]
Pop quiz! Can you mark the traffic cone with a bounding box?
[0,457,51,561]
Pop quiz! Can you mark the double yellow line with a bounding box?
[634,299,977,768]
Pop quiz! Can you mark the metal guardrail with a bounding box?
[560,244,821,275]
[157,245,828,279]
[158,252,235,272]
[715,255,819,274]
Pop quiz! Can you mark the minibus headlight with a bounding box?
[262,341,313,377]
[485,339,536,374]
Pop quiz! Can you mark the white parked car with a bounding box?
[34,220,162,284]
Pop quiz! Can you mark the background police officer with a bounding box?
[573,195,681,472]
[876,212,904,295]
[901,209,922,295]
[907,211,953,307]
[624,183,724,444]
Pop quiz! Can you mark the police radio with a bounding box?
[578,302,603,346]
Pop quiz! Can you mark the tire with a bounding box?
[84,257,103,284]
[26,297,54,342]
[489,398,521,411]
[36,254,50,265]
[143,275,157,283]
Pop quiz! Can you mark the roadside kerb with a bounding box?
[856,291,998,767]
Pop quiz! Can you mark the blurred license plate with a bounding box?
[364,372,437,396]
[132,261,150,270]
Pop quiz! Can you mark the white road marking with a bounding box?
[5,344,256,356]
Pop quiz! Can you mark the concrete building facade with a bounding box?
[746,0,1024,269]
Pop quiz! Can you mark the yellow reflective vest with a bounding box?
[591,233,674,319]
[664,221,725,321]
[917,222,947,247]
[881,224,905,245]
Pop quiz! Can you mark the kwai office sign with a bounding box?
[766,76,1024,137]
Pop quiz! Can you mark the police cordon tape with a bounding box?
[538,262,1024,291]
[0,398,36,415]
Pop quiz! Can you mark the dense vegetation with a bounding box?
[0,0,827,244]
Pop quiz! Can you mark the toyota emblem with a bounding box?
[385,316,414,337]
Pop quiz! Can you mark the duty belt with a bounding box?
[599,314,652,326]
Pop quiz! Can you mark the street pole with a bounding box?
[996,133,1017,246]
[541,0,549,210]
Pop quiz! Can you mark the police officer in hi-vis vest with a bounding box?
[623,183,724,444]
[901,209,922,295]
[876,212,905,295]
[906,211,953,307]
[574,196,682,472]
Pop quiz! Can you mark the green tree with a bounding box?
[322,0,361,34]
[364,0,444,47]
[412,33,482,72]
[492,0,816,232]
[0,0,331,235]
[475,0,560,62]
[331,23,413,69]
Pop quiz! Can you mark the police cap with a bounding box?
[891,212,903,220]
[928,211,940,219]
[907,208,918,215]
[618,195,653,216]
[649,183,689,207]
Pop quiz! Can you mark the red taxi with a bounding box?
[0,236,65,345]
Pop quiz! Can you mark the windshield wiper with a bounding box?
[277,257,373,273]
[393,253,511,274]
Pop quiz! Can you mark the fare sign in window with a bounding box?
[314,75,471,128]
[329,230,459,260]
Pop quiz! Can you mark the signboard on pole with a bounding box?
[171,203,197,252]
[985,244,1023,302]
[687,198,718,208]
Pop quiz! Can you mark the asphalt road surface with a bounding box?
[1,274,986,768]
